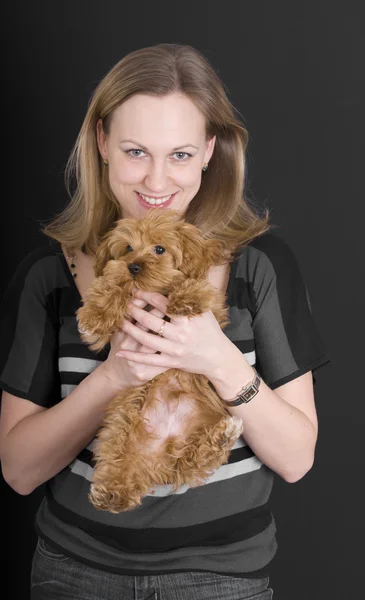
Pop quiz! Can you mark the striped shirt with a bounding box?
[0,234,329,578]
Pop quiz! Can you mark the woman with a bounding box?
[0,43,329,599]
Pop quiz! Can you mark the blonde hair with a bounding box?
[43,43,270,255]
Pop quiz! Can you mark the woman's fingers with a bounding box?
[112,328,140,352]
[121,319,176,355]
[120,297,166,354]
[116,348,177,368]
[124,296,147,323]
[130,297,148,309]
[134,290,172,318]
[115,298,148,350]
[114,294,171,356]
[127,303,172,338]
[135,306,166,353]
[130,298,165,326]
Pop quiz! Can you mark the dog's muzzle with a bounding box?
[128,263,141,275]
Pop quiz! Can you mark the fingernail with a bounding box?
[116,352,125,357]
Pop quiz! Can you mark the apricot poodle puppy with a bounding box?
[76,209,243,513]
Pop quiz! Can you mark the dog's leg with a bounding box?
[166,279,229,327]
[89,384,172,512]
[89,391,150,512]
[90,441,173,513]
[90,452,156,513]
[172,415,244,488]
[76,277,132,351]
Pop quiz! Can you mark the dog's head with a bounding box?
[95,209,225,291]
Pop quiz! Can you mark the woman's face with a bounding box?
[97,93,216,219]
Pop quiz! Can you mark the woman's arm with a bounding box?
[207,345,318,482]
[0,362,126,495]
[0,312,168,495]
[117,292,320,483]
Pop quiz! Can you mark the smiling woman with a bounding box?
[0,43,329,600]
[96,93,215,218]
[41,43,269,257]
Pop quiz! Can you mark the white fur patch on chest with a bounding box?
[142,395,196,443]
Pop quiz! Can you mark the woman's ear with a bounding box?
[204,135,216,165]
[96,118,108,162]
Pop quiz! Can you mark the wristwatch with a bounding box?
[222,368,261,406]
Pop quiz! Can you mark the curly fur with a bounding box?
[76,209,243,513]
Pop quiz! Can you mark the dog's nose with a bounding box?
[128,263,141,275]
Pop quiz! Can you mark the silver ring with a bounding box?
[157,321,166,337]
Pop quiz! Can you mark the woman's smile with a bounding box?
[135,191,178,208]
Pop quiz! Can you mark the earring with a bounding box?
[202,163,209,172]
[103,159,109,166]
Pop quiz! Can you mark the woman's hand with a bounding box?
[115,290,234,380]
[101,296,170,390]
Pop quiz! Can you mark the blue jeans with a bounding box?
[31,537,273,599]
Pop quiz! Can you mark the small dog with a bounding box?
[77,209,243,513]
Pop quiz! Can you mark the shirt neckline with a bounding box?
[51,238,238,308]
[50,239,82,302]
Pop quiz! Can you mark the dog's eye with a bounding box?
[154,245,165,255]
[126,245,133,253]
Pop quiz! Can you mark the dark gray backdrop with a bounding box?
[1,1,363,598]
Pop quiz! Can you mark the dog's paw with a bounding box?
[76,300,125,350]
[80,331,111,352]
[77,325,94,339]
[89,484,142,513]
[76,313,111,351]
[167,279,217,316]
[221,416,244,445]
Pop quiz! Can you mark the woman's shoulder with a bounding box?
[234,231,299,279]
[246,230,295,258]
[19,238,62,260]
[4,239,70,297]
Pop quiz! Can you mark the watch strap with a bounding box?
[222,368,261,407]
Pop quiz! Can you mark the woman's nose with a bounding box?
[144,161,169,192]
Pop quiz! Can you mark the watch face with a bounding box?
[244,386,258,402]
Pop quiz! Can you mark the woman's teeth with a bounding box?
[139,193,173,205]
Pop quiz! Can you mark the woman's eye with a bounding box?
[126,245,133,253]
[126,149,146,158]
[125,150,191,162]
[173,152,191,161]
[154,245,165,255]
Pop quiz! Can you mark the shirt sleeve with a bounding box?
[0,248,62,407]
[246,233,330,390]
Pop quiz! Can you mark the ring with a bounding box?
[157,321,166,337]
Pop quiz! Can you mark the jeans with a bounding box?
[31,537,273,600]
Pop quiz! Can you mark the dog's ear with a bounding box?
[94,219,137,277]
[177,222,225,279]
[94,231,116,277]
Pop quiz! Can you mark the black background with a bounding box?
[1,1,364,598]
